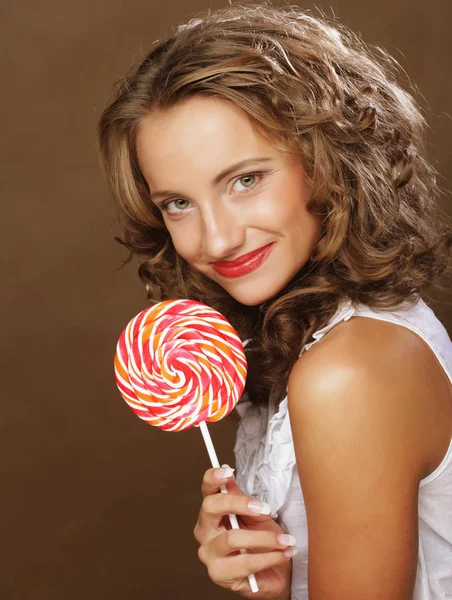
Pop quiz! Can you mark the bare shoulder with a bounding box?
[285,317,434,598]
[294,314,439,384]
[288,316,430,479]
[288,314,452,480]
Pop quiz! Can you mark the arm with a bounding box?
[287,319,428,600]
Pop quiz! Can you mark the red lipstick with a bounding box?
[210,243,275,278]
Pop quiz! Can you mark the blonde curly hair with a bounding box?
[98,2,452,406]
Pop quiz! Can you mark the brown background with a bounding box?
[2,1,451,598]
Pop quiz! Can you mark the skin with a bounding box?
[135,95,452,598]
[136,95,323,306]
[287,317,452,599]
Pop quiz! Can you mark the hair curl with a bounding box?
[98,2,452,408]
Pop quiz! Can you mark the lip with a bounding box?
[210,243,275,278]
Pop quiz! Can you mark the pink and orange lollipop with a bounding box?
[114,299,259,593]
[114,298,247,431]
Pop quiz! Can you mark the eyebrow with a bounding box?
[149,156,274,202]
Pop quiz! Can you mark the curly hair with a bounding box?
[98,2,452,408]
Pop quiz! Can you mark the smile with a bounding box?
[210,243,275,278]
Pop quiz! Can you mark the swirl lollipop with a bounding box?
[114,298,246,431]
[114,298,259,593]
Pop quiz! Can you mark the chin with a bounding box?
[223,282,282,307]
[201,268,293,306]
[223,266,306,306]
[231,295,270,307]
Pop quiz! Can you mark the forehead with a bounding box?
[135,95,281,183]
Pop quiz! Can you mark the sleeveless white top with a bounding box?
[234,296,452,599]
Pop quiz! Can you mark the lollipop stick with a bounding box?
[198,420,259,594]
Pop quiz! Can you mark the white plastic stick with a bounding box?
[198,420,259,593]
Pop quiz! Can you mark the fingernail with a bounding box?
[284,546,299,558]
[214,467,235,480]
[248,499,271,515]
[221,464,235,475]
[277,534,296,546]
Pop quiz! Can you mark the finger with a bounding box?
[201,465,242,498]
[209,528,297,558]
[199,492,273,531]
[208,546,296,586]
[195,492,273,546]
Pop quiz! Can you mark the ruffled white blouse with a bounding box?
[234,296,452,599]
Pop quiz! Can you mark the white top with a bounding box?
[234,296,452,599]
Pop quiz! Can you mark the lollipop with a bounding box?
[114,298,246,431]
[114,298,259,593]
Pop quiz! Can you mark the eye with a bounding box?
[160,198,192,215]
[159,171,265,217]
[231,172,262,193]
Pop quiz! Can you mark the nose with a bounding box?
[201,202,246,261]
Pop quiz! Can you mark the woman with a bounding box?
[98,4,452,598]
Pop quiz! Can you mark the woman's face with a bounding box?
[136,95,323,306]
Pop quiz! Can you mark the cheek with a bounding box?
[283,199,323,249]
[260,175,311,227]
[247,193,289,226]
[167,226,199,262]
[271,198,310,231]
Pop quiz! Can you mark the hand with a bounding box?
[193,465,297,599]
